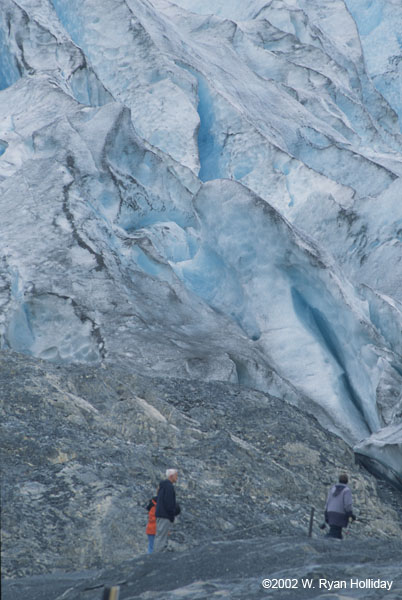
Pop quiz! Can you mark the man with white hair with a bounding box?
[154,469,181,552]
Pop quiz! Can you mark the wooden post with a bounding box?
[102,586,120,600]
[308,507,315,538]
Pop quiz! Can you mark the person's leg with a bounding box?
[154,519,171,552]
[328,525,342,539]
[147,534,155,554]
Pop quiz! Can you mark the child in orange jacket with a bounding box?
[145,494,158,554]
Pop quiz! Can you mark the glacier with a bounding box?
[0,0,401,488]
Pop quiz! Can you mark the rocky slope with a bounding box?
[4,535,402,600]
[1,349,401,595]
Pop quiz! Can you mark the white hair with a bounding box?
[166,468,178,478]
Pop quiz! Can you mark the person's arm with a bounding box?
[164,484,176,521]
[324,488,332,522]
[343,488,352,512]
[343,488,355,520]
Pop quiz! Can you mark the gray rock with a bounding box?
[1,349,401,584]
[3,536,402,600]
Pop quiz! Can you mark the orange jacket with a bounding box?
[146,498,157,535]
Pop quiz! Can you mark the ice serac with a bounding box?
[344,0,402,125]
[148,0,402,300]
[172,179,400,444]
[50,0,201,173]
[355,423,402,490]
[1,0,402,485]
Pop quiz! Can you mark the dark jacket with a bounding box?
[325,483,353,528]
[155,479,180,523]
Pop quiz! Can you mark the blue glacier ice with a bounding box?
[345,0,402,125]
[0,26,20,91]
[0,0,401,486]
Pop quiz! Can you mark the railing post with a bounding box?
[308,507,315,538]
[102,586,120,600]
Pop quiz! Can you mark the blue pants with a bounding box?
[147,534,155,554]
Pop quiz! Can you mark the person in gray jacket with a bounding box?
[325,473,356,539]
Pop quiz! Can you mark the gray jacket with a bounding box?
[325,483,353,528]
